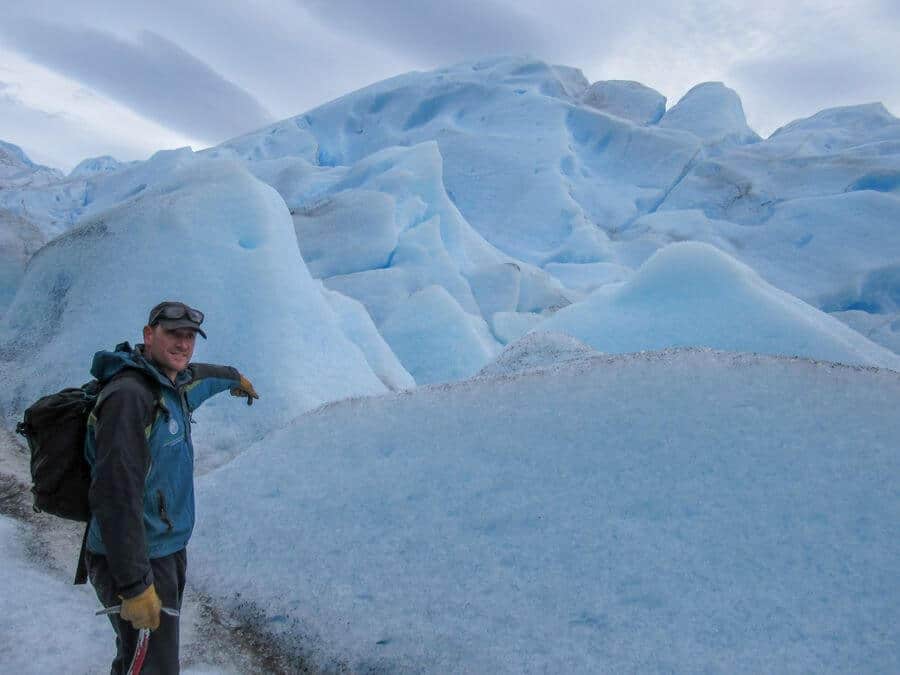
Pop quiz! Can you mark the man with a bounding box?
[84,300,258,673]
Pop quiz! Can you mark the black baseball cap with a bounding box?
[147,301,207,339]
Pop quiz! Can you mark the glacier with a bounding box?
[1,55,899,672]
[4,56,900,381]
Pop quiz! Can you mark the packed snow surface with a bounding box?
[0,508,250,673]
[68,155,127,178]
[659,82,761,146]
[192,350,900,673]
[0,515,110,672]
[477,330,599,377]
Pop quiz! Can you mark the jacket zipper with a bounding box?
[157,489,174,531]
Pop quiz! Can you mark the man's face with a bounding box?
[143,325,197,377]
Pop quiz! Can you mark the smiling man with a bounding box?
[84,300,258,674]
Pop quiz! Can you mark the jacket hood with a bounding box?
[90,342,175,388]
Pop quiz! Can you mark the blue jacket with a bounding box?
[84,342,241,597]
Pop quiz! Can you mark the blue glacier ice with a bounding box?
[1,55,899,673]
[537,241,900,369]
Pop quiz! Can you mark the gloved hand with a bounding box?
[230,373,259,405]
[120,584,161,631]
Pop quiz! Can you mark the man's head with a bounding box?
[143,301,206,378]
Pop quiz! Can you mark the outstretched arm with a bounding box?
[184,363,258,410]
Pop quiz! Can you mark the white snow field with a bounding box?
[191,349,900,673]
[476,331,599,378]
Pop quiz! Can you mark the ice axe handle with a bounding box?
[127,628,150,675]
[95,605,180,617]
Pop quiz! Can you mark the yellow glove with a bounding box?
[120,584,161,631]
[230,373,259,405]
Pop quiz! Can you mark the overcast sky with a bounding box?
[2,0,898,171]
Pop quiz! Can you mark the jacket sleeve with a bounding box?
[183,363,242,411]
[89,378,156,598]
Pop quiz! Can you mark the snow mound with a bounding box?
[379,285,498,384]
[619,208,744,257]
[215,116,318,163]
[79,147,196,215]
[68,155,125,178]
[537,242,900,369]
[580,80,666,125]
[477,331,598,377]
[660,82,761,145]
[490,311,545,344]
[545,261,634,293]
[0,154,386,467]
[192,349,900,673]
[769,102,900,154]
[293,188,399,278]
[320,285,415,391]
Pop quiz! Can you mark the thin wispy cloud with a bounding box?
[0,16,274,143]
[0,56,199,172]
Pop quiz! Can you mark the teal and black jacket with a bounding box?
[84,342,241,598]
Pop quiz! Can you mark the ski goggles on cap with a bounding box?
[148,301,207,338]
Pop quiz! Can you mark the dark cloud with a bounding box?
[873,0,900,22]
[301,0,555,65]
[0,17,274,142]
